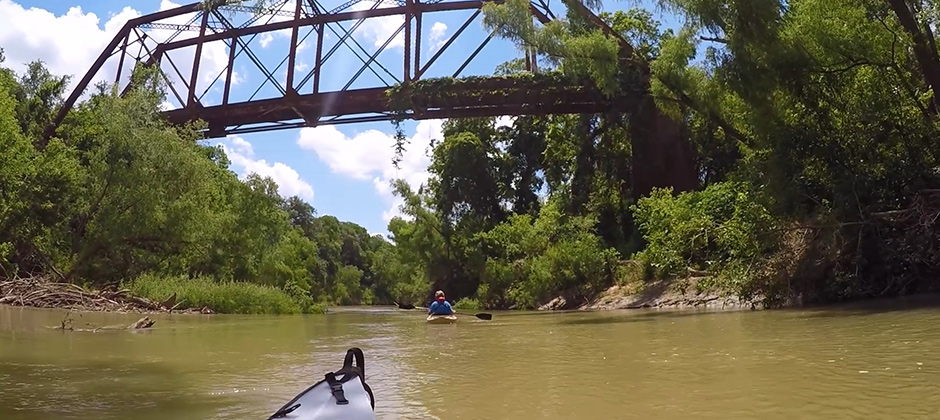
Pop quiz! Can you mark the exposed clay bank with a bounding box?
[541,279,752,312]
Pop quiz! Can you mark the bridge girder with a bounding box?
[47,0,630,138]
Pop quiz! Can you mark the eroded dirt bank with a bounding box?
[540,278,755,311]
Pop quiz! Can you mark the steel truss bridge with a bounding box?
[49,0,636,138]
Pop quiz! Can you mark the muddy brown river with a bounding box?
[1,300,939,419]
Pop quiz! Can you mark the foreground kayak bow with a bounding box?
[267,348,376,420]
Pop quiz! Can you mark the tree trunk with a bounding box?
[887,0,940,114]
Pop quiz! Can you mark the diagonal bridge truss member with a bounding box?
[48,0,631,139]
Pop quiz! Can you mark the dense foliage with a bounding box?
[379,0,940,309]
[8,0,940,313]
[0,54,409,314]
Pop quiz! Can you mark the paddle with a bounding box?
[424,311,492,320]
[399,302,491,319]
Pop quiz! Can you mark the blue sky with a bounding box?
[1,0,684,236]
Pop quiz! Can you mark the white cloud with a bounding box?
[147,0,243,107]
[219,135,315,201]
[0,0,141,91]
[429,22,447,52]
[297,120,444,222]
[0,0,405,111]
[252,1,303,48]
[227,135,254,156]
[259,33,275,48]
[293,40,311,72]
[258,29,293,47]
[350,0,405,50]
[0,0,245,110]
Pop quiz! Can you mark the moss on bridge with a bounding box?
[383,70,639,169]
[385,71,615,112]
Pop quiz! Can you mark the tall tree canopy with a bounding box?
[0,54,406,313]
[381,0,940,308]
[8,0,940,311]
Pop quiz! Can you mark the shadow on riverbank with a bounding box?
[793,293,940,318]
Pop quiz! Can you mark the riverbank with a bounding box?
[2,274,750,315]
[0,275,325,315]
[539,278,755,311]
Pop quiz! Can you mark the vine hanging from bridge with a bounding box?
[384,70,638,168]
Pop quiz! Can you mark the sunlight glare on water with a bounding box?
[1,301,940,419]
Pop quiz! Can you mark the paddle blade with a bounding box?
[474,313,493,320]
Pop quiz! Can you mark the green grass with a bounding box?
[126,274,325,315]
[452,297,482,311]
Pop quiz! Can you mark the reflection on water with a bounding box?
[2,301,940,419]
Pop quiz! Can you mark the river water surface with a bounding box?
[1,301,939,419]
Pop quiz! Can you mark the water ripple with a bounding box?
[3,305,940,419]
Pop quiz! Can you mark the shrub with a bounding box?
[126,273,325,314]
[632,182,778,286]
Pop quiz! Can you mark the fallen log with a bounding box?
[394,301,417,310]
[128,316,155,329]
[53,312,155,332]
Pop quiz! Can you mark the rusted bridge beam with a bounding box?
[164,79,634,137]
[155,1,504,53]
[43,2,213,142]
[45,0,630,141]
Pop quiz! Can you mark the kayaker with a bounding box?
[428,290,455,315]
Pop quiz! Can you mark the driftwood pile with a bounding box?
[872,189,940,230]
[0,276,198,313]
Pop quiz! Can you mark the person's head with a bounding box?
[435,290,445,302]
